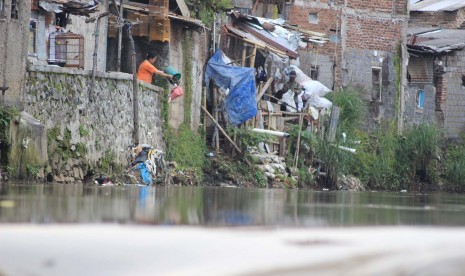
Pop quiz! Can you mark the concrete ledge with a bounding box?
[27,65,164,92]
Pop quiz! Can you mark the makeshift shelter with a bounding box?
[205,49,257,126]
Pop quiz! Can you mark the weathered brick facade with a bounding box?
[289,0,408,130]
[409,8,465,29]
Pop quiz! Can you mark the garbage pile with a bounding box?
[127,144,165,185]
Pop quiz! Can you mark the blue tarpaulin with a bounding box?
[205,50,257,126]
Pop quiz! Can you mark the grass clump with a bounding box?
[166,124,207,183]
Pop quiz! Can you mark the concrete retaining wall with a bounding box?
[22,65,165,182]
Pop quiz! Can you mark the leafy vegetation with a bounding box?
[445,144,465,192]
[166,124,207,183]
[0,107,18,143]
[185,0,233,25]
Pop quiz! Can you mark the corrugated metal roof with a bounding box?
[236,21,299,58]
[168,13,205,28]
[411,0,465,12]
[408,28,465,52]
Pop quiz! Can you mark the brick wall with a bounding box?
[409,9,465,29]
[348,0,408,14]
[346,16,403,52]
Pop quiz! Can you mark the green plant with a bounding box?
[254,170,267,188]
[26,163,41,179]
[0,107,18,142]
[166,124,207,182]
[79,125,89,137]
[445,144,465,192]
[398,123,441,182]
[185,0,233,25]
[98,149,122,174]
[297,167,313,187]
[227,127,269,153]
[325,87,367,136]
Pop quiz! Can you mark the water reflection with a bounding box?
[1,183,465,226]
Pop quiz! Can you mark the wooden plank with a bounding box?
[256,77,274,102]
[202,107,247,162]
[213,87,219,153]
[294,114,303,168]
[327,106,340,143]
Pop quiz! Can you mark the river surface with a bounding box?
[1,183,465,227]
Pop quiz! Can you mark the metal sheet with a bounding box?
[236,21,299,58]
[408,28,465,52]
[168,13,204,28]
[411,0,465,11]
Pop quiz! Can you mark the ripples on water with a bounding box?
[1,183,465,227]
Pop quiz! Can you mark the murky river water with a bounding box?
[1,183,465,226]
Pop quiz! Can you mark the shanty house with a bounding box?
[406,28,465,139]
[409,0,465,29]
[287,0,409,131]
[29,0,107,71]
[106,0,207,130]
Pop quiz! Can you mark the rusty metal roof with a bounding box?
[410,0,465,12]
[408,28,465,53]
[168,13,205,29]
[39,0,99,15]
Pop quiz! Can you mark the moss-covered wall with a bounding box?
[21,65,166,182]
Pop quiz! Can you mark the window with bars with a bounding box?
[372,67,382,102]
[11,0,19,19]
[0,0,5,18]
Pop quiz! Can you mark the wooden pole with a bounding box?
[116,0,124,72]
[202,107,243,155]
[250,45,257,69]
[87,11,110,102]
[241,43,247,67]
[203,86,207,133]
[128,25,139,145]
[213,86,219,153]
[294,113,303,168]
[256,77,274,101]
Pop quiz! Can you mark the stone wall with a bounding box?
[22,65,165,182]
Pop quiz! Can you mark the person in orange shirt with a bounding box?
[137,52,173,84]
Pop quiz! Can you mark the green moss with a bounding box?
[75,143,87,156]
[0,107,17,142]
[394,49,401,122]
[166,124,207,183]
[98,148,122,175]
[182,31,193,125]
[185,0,233,25]
[79,125,89,137]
